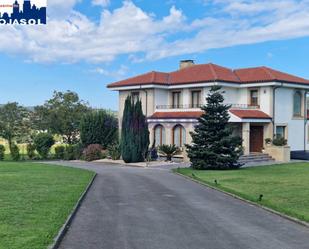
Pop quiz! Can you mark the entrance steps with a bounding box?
[238,153,275,165]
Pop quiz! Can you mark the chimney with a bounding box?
[179,60,195,70]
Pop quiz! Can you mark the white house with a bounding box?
[108,60,309,161]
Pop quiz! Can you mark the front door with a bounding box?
[250,126,264,153]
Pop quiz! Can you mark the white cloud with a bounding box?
[90,65,129,79]
[1,0,309,64]
[92,0,110,7]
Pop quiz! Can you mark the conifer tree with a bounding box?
[121,96,149,163]
[186,86,243,170]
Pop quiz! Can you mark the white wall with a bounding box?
[275,88,306,151]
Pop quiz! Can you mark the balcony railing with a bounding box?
[155,103,260,110]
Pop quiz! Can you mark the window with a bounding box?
[250,90,259,106]
[191,90,201,108]
[173,125,186,147]
[131,92,140,103]
[276,126,286,139]
[293,91,302,116]
[172,92,181,108]
[154,125,165,146]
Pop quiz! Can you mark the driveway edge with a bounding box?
[174,171,309,228]
[48,173,97,249]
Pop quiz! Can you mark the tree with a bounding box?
[34,133,55,159]
[0,102,29,153]
[120,96,149,163]
[186,86,243,170]
[33,91,90,144]
[80,110,118,149]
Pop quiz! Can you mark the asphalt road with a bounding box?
[50,161,309,249]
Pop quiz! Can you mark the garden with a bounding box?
[0,91,120,163]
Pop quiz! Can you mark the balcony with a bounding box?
[155,103,260,110]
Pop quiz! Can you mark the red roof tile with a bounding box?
[107,63,309,88]
[107,71,169,88]
[149,109,271,120]
[229,109,271,119]
[234,66,309,84]
[168,63,240,84]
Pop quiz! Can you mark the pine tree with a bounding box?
[186,86,243,170]
[121,96,149,163]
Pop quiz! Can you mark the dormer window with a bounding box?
[250,89,259,106]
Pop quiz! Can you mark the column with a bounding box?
[242,122,250,155]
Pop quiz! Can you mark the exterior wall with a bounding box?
[116,84,308,155]
[274,88,306,151]
[118,89,155,131]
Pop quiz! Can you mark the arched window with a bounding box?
[154,125,165,146]
[173,125,186,148]
[293,91,302,116]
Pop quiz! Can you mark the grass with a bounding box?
[175,163,309,223]
[0,162,94,249]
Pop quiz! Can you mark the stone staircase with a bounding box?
[238,153,275,166]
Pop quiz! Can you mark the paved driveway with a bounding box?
[49,161,309,249]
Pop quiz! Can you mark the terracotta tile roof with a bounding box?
[234,66,309,84]
[168,63,240,84]
[107,63,309,88]
[107,71,169,88]
[149,109,271,120]
[229,109,272,119]
[149,111,204,119]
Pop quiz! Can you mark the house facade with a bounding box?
[108,61,309,160]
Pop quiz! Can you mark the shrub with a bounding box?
[10,143,20,161]
[158,144,179,161]
[272,136,287,146]
[150,147,158,161]
[107,143,121,160]
[0,144,5,161]
[265,138,272,145]
[55,146,65,160]
[64,143,83,160]
[80,110,118,148]
[34,133,55,159]
[83,144,102,162]
[26,143,36,160]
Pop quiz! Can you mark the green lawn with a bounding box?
[176,163,309,223]
[0,162,94,249]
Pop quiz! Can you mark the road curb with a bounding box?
[174,171,309,229]
[48,173,97,249]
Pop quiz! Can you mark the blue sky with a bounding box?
[1,0,309,110]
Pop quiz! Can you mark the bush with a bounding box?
[83,144,102,162]
[55,146,65,160]
[26,143,36,160]
[107,143,121,160]
[158,144,179,161]
[10,143,20,161]
[64,143,83,160]
[34,133,55,159]
[80,110,118,149]
[272,136,287,146]
[0,144,5,161]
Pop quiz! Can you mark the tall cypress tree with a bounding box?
[186,86,243,170]
[121,96,149,163]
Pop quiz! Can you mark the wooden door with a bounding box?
[250,126,264,153]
